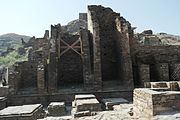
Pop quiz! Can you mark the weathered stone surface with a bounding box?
[75,94,95,100]
[101,98,129,110]
[74,110,91,118]
[4,5,180,113]
[144,81,180,91]
[133,88,180,117]
[138,64,150,87]
[76,98,101,112]
[0,104,43,120]
[48,102,66,116]
[37,63,46,93]
[0,97,6,110]
[169,81,180,91]
[0,87,8,97]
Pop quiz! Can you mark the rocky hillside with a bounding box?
[62,19,87,34]
[63,20,180,46]
[0,33,30,67]
[0,33,31,55]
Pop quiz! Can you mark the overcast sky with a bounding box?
[0,0,179,37]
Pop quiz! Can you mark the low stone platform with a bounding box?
[48,102,66,116]
[134,88,180,117]
[101,98,129,110]
[0,97,6,110]
[74,110,91,118]
[0,104,43,120]
[7,90,133,106]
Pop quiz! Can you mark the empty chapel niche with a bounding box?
[150,64,159,82]
[99,12,121,88]
[57,34,84,90]
[18,63,38,94]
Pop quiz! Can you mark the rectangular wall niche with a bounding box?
[58,34,84,88]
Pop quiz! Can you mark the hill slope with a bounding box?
[0,33,31,55]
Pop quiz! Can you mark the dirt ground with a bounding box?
[40,104,180,120]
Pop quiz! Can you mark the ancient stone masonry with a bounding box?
[134,81,180,117]
[80,29,93,90]
[88,5,134,90]
[0,5,180,110]
[132,45,180,86]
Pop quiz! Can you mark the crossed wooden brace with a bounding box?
[60,38,82,57]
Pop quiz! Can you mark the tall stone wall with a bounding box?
[80,29,94,90]
[88,6,102,90]
[88,5,133,89]
[115,16,134,87]
[88,6,119,81]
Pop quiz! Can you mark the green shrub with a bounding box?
[0,51,28,67]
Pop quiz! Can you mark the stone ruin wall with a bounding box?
[88,5,134,89]
[1,5,180,107]
[132,45,180,86]
[8,36,50,95]
[6,5,180,95]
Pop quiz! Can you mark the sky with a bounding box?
[0,0,180,37]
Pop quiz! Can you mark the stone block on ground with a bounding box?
[113,104,133,111]
[76,98,102,112]
[0,104,43,120]
[152,82,168,88]
[101,98,129,110]
[48,102,66,116]
[74,110,91,118]
[0,97,6,110]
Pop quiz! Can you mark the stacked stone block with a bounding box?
[134,87,180,117]
[72,94,101,117]
[47,102,66,116]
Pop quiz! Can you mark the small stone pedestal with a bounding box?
[48,102,66,116]
[76,98,102,112]
[72,94,101,118]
